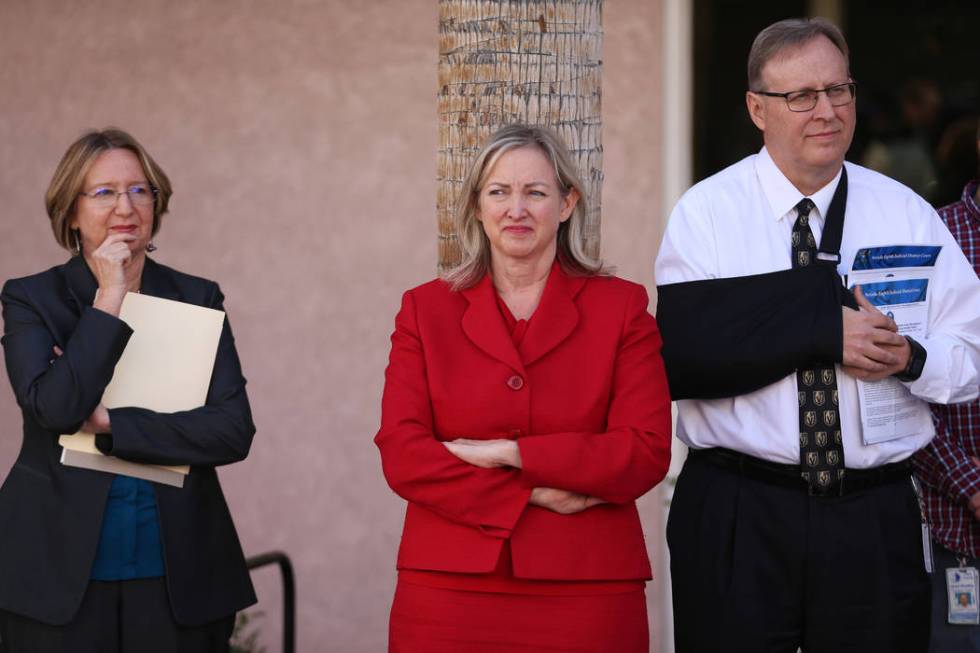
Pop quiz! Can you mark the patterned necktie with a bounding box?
[792,198,845,493]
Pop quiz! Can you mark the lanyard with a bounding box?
[815,166,847,267]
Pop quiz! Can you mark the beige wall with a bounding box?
[0,1,667,650]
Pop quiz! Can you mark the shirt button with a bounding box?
[506,375,524,390]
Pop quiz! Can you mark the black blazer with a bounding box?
[0,256,256,626]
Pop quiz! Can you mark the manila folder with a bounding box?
[59,292,225,485]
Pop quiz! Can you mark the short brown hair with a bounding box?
[747,18,850,92]
[442,124,608,290]
[45,128,172,252]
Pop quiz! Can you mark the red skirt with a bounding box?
[388,579,648,652]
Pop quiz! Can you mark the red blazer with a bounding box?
[375,263,672,581]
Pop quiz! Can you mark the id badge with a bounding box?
[946,566,980,625]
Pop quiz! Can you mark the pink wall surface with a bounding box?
[0,2,666,650]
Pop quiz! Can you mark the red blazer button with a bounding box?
[506,375,524,390]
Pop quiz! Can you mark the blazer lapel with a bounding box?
[519,263,584,366]
[139,257,181,301]
[461,274,525,374]
[64,255,98,312]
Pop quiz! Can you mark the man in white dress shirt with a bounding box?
[655,18,980,653]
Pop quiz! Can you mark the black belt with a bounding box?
[689,447,912,496]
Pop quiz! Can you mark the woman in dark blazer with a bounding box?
[376,124,673,652]
[0,129,255,652]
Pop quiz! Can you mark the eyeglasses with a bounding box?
[753,81,857,112]
[78,184,157,208]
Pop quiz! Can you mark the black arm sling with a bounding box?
[656,167,857,400]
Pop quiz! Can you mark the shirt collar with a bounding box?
[755,146,843,223]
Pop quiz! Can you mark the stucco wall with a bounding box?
[0,1,666,650]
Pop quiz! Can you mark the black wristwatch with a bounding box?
[894,336,927,382]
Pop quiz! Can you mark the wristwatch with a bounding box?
[894,336,926,382]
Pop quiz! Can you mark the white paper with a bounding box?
[61,447,185,488]
[60,292,225,480]
[848,245,942,445]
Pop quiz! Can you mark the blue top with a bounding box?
[90,475,165,580]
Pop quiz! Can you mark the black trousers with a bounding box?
[0,578,234,653]
[667,452,930,653]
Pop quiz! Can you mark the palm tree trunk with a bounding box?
[437,0,603,271]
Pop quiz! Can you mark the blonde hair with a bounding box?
[45,128,172,252]
[442,124,607,290]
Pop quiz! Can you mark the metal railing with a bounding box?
[245,551,295,653]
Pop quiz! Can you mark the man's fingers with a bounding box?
[52,345,63,357]
[843,345,897,370]
[854,285,894,328]
[854,285,888,323]
[854,284,872,310]
[866,344,901,367]
[878,329,907,347]
[852,288,898,331]
[860,310,897,332]
[843,307,897,336]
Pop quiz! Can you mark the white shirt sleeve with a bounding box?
[655,188,719,285]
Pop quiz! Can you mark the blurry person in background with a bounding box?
[934,114,980,206]
[913,117,980,653]
[861,78,943,201]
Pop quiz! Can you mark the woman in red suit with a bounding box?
[375,124,672,652]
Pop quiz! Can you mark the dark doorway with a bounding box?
[693,0,979,207]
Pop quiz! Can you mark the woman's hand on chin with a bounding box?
[90,232,141,317]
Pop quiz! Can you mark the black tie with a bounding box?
[792,198,844,494]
